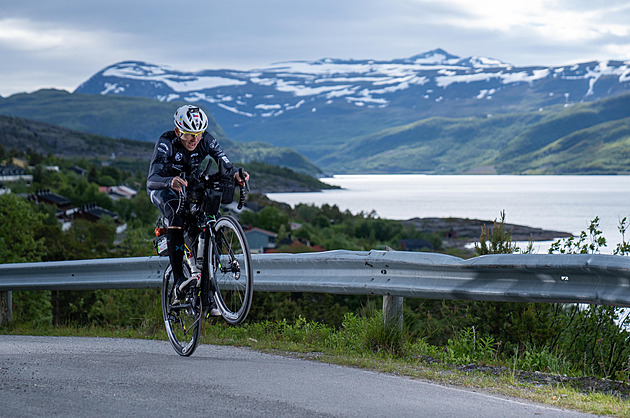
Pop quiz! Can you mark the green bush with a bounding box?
[515,344,572,375]
[443,327,497,366]
[329,312,403,356]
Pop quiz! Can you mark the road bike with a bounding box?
[155,162,253,356]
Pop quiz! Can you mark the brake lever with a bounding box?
[201,158,213,181]
[239,167,250,192]
[179,172,187,194]
[237,167,249,210]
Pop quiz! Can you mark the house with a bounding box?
[27,190,127,235]
[69,166,88,176]
[28,189,72,210]
[61,203,126,234]
[99,185,138,201]
[445,228,457,239]
[266,237,325,253]
[272,234,325,253]
[73,203,120,223]
[244,227,277,254]
[8,158,28,168]
[0,165,33,184]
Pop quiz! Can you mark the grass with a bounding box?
[3,313,630,417]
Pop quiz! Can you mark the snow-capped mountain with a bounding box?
[75,49,630,159]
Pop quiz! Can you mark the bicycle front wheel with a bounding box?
[162,264,201,356]
[211,215,253,325]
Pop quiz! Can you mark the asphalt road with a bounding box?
[0,335,596,417]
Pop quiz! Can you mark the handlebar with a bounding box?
[185,164,249,212]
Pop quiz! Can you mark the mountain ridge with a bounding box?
[73,49,630,166]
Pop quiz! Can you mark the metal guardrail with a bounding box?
[253,251,630,307]
[0,257,168,291]
[1,250,630,307]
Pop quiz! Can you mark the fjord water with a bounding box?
[267,175,630,254]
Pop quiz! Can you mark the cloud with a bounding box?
[0,0,628,96]
[0,19,66,52]
[0,17,140,95]
[0,18,124,54]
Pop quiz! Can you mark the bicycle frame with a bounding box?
[161,163,252,356]
[193,218,217,315]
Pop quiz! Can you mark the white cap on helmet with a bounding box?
[174,105,209,133]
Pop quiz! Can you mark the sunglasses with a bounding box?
[179,129,204,139]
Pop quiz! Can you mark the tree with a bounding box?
[474,210,521,255]
[0,194,46,263]
[240,205,289,232]
[0,194,52,326]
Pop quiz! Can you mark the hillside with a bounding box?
[1,89,629,175]
[0,114,154,163]
[0,115,335,192]
[321,93,630,174]
[0,91,324,176]
[0,89,213,143]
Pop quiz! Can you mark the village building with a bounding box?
[244,227,277,254]
[98,185,138,201]
[0,165,33,184]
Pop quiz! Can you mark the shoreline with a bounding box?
[403,217,573,243]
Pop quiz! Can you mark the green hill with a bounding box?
[321,93,630,174]
[0,89,203,143]
[0,115,334,192]
[0,90,324,176]
[0,89,332,175]
[0,114,154,163]
[501,117,630,174]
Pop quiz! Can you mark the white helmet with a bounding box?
[174,105,208,133]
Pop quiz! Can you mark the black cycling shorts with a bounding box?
[149,188,184,228]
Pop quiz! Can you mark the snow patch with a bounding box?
[255,104,282,110]
[100,83,124,95]
[217,103,254,117]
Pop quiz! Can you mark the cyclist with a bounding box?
[147,104,249,303]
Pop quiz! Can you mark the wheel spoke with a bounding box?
[161,264,201,356]
[211,216,253,325]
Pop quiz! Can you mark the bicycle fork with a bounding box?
[199,226,218,317]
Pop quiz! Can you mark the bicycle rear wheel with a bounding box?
[211,215,253,325]
[162,264,201,356]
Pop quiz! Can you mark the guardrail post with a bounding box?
[383,295,403,334]
[0,291,12,327]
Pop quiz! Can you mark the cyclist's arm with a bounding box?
[200,132,250,185]
[147,135,178,190]
[202,132,238,177]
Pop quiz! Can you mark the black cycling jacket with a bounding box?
[147,130,236,192]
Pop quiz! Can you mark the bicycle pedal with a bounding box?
[204,305,221,317]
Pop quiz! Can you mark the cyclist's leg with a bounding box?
[162,263,201,356]
[150,189,186,292]
[167,227,185,292]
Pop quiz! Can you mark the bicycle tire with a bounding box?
[161,263,201,356]
[211,215,254,325]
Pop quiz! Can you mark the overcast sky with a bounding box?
[1,0,629,97]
